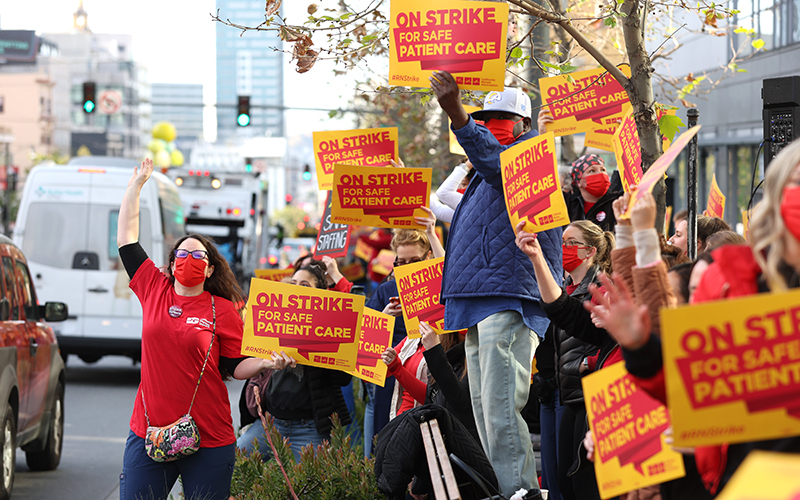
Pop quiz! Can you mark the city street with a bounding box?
[12,356,245,500]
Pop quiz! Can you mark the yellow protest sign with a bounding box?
[389,0,508,91]
[716,451,800,500]
[706,173,726,219]
[348,308,395,386]
[500,132,570,232]
[313,128,399,190]
[450,105,481,155]
[613,108,644,193]
[372,249,396,276]
[584,110,629,152]
[242,278,364,371]
[394,257,446,338]
[331,164,432,229]
[660,288,800,447]
[621,125,702,219]
[583,363,685,498]
[255,269,294,282]
[539,65,632,136]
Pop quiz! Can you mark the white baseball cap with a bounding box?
[471,88,531,121]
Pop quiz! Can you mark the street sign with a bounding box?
[98,90,123,114]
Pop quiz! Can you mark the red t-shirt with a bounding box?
[583,201,596,213]
[129,259,244,447]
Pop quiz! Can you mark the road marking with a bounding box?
[64,435,127,444]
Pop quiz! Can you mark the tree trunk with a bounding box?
[620,0,666,233]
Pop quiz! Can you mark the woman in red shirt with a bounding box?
[117,159,292,500]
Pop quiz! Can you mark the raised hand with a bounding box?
[269,350,297,370]
[420,321,440,350]
[612,192,632,226]
[429,71,469,129]
[321,256,344,283]
[514,219,542,260]
[381,346,398,366]
[583,273,651,350]
[129,158,153,189]
[537,107,554,135]
[390,158,405,168]
[415,206,437,233]
[630,192,657,232]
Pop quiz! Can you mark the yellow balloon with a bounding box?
[154,149,171,168]
[148,139,167,153]
[152,122,177,142]
[170,150,185,167]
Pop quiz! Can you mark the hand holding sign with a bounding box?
[620,125,702,219]
[430,70,470,130]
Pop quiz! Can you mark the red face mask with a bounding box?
[485,118,523,146]
[456,187,466,194]
[562,245,584,273]
[584,172,610,198]
[780,185,800,242]
[174,256,208,287]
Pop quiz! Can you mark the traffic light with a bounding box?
[285,193,293,204]
[245,157,253,173]
[82,82,96,113]
[237,96,251,127]
[302,164,312,181]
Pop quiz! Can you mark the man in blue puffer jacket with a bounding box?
[431,71,563,498]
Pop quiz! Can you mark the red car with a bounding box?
[0,235,67,500]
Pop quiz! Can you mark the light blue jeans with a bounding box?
[465,310,540,498]
[237,417,328,462]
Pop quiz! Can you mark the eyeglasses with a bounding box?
[174,249,208,260]
[393,256,424,267]
[562,240,590,249]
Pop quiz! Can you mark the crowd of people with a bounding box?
[117,67,800,500]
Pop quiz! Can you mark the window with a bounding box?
[1,257,19,321]
[735,0,798,52]
[15,261,37,321]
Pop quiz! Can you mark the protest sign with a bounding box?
[706,173,726,219]
[348,308,395,386]
[583,363,685,499]
[242,278,364,371]
[313,128,399,190]
[661,288,800,447]
[389,0,508,91]
[371,249,397,277]
[716,451,800,500]
[255,269,294,282]
[539,65,632,136]
[450,105,481,155]
[584,111,629,152]
[620,125,702,219]
[314,191,352,259]
[354,237,377,262]
[394,257,446,338]
[341,261,366,282]
[331,164,432,229]
[613,109,644,193]
[500,132,570,232]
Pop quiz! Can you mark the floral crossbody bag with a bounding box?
[142,296,216,462]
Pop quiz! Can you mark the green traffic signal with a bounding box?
[302,171,312,181]
[237,113,251,127]
[83,100,95,113]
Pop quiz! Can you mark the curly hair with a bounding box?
[167,234,244,309]
[295,263,328,289]
[568,220,615,275]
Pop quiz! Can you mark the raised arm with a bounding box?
[415,206,445,258]
[514,220,563,304]
[118,158,153,247]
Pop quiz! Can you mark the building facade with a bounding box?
[653,2,800,229]
[215,0,285,141]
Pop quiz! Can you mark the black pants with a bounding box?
[557,403,601,500]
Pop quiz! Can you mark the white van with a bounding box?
[13,157,185,363]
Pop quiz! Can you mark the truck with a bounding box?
[169,166,268,289]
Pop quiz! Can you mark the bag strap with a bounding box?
[143,295,216,426]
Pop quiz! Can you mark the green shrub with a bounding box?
[231,414,383,500]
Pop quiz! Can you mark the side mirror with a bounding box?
[40,302,68,322]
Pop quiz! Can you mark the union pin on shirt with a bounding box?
[168,305,183,318]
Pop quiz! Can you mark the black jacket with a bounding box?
[374,404,497,500]
[423,343,479,445]
[565,171,623,233]
[553,265,603,405]
[307,366,352,434]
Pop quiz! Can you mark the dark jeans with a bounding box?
[540,389,565,500]
[558,403,600,500]
[120,430,235,500]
